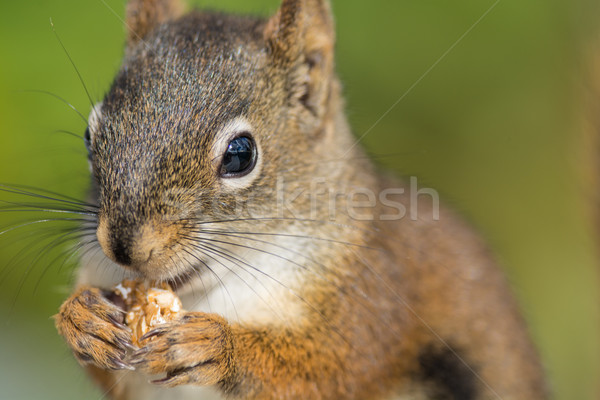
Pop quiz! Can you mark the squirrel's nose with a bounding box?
[96,220,163,269]
[110,236,137,266]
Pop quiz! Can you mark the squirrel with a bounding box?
[53,0,549,399]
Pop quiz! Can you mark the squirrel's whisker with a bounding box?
[0,183,97,208]
[186,243,272,319]
[17,89,88,124]
[180,246,241,322]
[57,236,98,276]
[0,218,90,238]
[191,234,403,343]
[193,228,372,249]
[0,225,77,284]
[10,228,84,306]
[50,20,97,110]
[189,239,355,349]
[173,249,213,307]
[0,208,97,216]
[188,241,304,326]
[53,129,85,141]
[33,229,95,295]
[190,234,328,278]
[188,216,377,235]
[187,241,287,322]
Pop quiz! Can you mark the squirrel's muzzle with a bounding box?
[96,217,176,277]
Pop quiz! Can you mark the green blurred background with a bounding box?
[0,0,598,398]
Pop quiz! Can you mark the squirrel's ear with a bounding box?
[125,0,185,45]
[264,0,335,118]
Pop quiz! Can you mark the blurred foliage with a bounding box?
[0,0,598,399]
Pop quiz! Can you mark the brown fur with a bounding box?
[55,286,133,370]
[55,0,548,398]
[125,0,185,44]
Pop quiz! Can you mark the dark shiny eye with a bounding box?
[220,135,257,177]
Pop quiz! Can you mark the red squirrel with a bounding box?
[54,0,548,398]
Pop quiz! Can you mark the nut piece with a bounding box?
[114,280,184,346]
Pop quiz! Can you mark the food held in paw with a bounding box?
[114,280,184,346]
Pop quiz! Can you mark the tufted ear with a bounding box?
[264,0,335,118]
[125,0,185,45]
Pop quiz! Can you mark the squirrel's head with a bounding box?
[86,0,344,281]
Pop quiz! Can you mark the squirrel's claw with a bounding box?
[150,367,195,387]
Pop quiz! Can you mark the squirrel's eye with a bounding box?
[220,135,257,177]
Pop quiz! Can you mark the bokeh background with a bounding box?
[0,0,598,398]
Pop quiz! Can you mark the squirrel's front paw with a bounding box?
[55,286,135,370]
[130,312,234,387]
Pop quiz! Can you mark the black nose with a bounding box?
[97,218,168,270]
[97,222,157,268]
[111,238,133,266]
